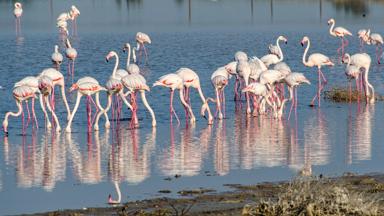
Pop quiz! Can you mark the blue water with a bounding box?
[1,0,384,215]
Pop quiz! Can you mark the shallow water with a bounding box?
[1,0,384,215]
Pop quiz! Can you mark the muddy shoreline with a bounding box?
[24,172,384,216]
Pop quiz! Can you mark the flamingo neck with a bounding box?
[302,40,310,66]
[329,21,336,36]
[276,38,284,61]
[112,54,119,78]
[126,44,131,69]
[54,45,59,53]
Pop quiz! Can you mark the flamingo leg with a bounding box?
[25,101,31,128]
[31,98,38,129]
[349,81,352,103]
[295,87,298,117]
[288,88,295,120]
[143,44,149,64]
[222,89,226,118]
[170,89,180,125]
[183,87,189,120]
[22,108,25,135]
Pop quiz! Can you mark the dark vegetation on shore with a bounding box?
[27,173,384,216]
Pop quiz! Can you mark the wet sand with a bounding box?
[26,173,384,216]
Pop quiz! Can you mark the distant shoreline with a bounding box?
[24,172,384,216]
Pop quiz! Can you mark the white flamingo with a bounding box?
[328,18,352,58]
[301,36,334,107]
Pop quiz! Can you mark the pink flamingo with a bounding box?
[367,31,383,64]
[13,2,23,36]
[260,36,287,67]
[57,19,69,38]
[284,73,311,120]
[211,67,230,119]
[358,29,370,52]
[153,74,195,125]
[328,18,352,58]
[121,73,156,128]
[65,39,77,80]
[94,51,133,130]
[69,5,80,36]
[225,60,240,101]
[38,75,61,132]
[301,36,334,107]
[51,45,63,70]
[3,86,36,135]
[13,77,40,130]
[38,68,71,120]
[176,68,213,125]
[342,53,374,104]
[135,32,151,64]
[65,80,108,133]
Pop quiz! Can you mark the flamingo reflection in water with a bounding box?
[214,120,230,176]
[107,128,156,204]
[346,106,373,164]
[158,124,202,177]
[16,132,66,191]
[65,132,102,185]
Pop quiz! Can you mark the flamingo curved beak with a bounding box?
[301,42,304,47]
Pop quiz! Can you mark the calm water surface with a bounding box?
[1,0,384,215]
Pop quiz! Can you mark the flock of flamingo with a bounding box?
[3,3,384,138]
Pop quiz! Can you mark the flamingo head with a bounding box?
[224,61,237,74]
[301,36,309,47]
[14,2,22,8]
[327,18,335,25]
[279,36,288,44]
[69,83,79,92]
[123,43,130,53]
[341,53,351,64]
[105,51,117,62]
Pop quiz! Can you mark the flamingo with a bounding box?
[38,68,71,120]
[301,36,334,107]
[135,32,151,64]
[57,12,70,22]
[358,29,370,51]
[327,18,352,58]
[57,19,69,37]
[38,75,61,132]
[13,2,22,36]
[12,77,40,131]
[108,181,121,204]
[367,31,383,64]
[234,51,248,62]
[260,36,287,67]
[345,62,362,103]
[121,73,156,128]
[65,38,77,80]
[176,68,213,124]
[51,45,63,70]
[342,53,374,104]
[242,82,287,118]
[3,86,36,135]
[153,73,195,125]
[94,51,133,130]
[273,62,291,100]
[284,73,311,120]
[65,80,108,132]
[210,67,230,119]
[236,58,252,114]
[69,5,80,36]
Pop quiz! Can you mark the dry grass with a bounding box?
[242,177,380,216]
[324,87,384,103]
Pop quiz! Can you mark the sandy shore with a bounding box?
[26,173,384,216]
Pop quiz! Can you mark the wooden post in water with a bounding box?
[270,0,274,23]
[319,0,323,23]
[188,0,191,25]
